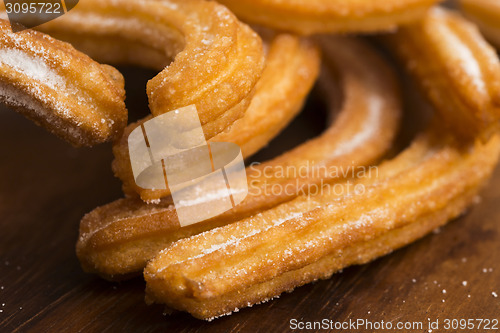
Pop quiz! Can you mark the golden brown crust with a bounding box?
[0,20,127,146]
[385,8,500,141]
[217,0,442,35]
[144,129,500,320]
[34,0,265,140]
[76,37,401,280]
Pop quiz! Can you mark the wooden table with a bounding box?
[1,67,499,333]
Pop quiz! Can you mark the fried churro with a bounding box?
[144,124,500,320]
[0,19,127,146]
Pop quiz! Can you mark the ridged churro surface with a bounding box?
[0,20,127,146]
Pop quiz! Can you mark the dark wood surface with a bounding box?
[0,66,499,333]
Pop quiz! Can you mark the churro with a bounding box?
[144,127,500,320]
[0,19,127,146]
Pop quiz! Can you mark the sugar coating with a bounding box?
[0,48,66,90]
[154,211,304,271]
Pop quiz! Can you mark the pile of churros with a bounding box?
[1,0,500,321]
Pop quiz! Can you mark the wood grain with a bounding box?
[0,66,499,333]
